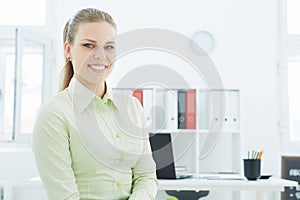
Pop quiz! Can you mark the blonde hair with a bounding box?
[60,8,117,91]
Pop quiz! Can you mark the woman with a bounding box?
[32,8,157,200]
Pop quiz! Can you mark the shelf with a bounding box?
[113,87,240,132]
[151,129,240,134]
[113,87,241,178]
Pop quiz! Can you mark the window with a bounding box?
[280,0,300,149]
[0,0,52,142]
[287,0,300,35]
[0,0,46,26]
[0,28,51,142]
[288,62,300,141]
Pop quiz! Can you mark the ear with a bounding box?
[64,42,71,59]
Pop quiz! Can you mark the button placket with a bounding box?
[115,132,121,138]
[118,156,123,162]
[94,97,111,114]
[116,181,123,188]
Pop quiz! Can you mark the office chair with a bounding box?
[166,190,209,200]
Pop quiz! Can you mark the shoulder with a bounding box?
[38,90,72,120]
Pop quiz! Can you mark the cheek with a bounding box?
[105,65,114,77]
[107,51,116,63]
[108,64,114,71]
[72,52,90,71]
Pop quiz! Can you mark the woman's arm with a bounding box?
[129,137,158,200]
[32,102,80,200]
[129,98,158,200]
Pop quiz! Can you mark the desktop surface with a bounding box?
[158,176,297,191]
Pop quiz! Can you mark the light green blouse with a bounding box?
[32,78,158,200]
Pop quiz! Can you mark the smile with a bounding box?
[87,64,107,71]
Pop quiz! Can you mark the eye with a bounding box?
[104,45,115,50]
[83,43,95,49]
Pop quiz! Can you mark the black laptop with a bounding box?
[149,133,193,179]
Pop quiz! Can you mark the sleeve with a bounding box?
[128,98,158,200]
[31,102,80,200]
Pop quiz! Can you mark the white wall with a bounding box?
[2,0,282,199]
[50,0,281,173]
[45,1,281,199]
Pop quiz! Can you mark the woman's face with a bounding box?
[65,22,116,86]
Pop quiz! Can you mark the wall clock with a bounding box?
[191,30,215,55]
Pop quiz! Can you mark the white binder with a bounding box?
[164,90,178,130]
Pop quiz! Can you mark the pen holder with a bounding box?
[243,159,261,180]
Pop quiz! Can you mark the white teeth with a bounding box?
[89,65,106,70]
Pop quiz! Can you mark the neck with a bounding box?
[94,82,106,98]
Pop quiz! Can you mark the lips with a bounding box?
[87,64,107,72]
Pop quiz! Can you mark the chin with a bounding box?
[75,74,104,86]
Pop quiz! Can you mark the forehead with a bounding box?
[75,22,116,42]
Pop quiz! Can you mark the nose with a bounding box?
[93,47,105,59]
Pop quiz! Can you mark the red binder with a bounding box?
[133,90,143,106]
[186,90,196,129]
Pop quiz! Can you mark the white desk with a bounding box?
[1,177,297,200]
[158,177,298,200]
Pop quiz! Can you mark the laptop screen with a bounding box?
[149,133,177,179]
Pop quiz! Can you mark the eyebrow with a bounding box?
[81,38,115,44]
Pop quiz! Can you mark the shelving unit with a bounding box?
[113,87,240,199]
[113,87,240,173]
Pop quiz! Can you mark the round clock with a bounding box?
[191,30,215,55]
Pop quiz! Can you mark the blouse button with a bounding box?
[115,132,121,138]
[101,108,111,115]
[118,156,124,162]
[116,181,122,188]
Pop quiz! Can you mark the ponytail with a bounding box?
[59,19,74,91]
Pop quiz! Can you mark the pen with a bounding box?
[257,151,264,159]
[252,150,255,159]
[247,150,263,159]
